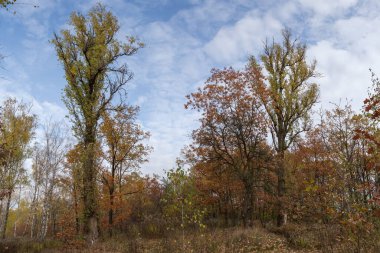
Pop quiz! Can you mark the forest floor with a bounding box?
[0,224,352,253]
[69,227,308,253]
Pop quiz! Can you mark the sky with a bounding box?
[0,0,378,175]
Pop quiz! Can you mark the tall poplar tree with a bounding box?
[252,29,319,226]
[52,4,143,241]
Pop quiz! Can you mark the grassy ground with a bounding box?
[72,227,306,253]
[1,224,378,252]
[0,226,315,253]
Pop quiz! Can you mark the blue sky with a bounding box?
[0,0,378,175]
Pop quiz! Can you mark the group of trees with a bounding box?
[0,3,379,250]
[0,99,35,239]
[184,30,319,228]
[51,4,145,241]
[0,4,151,242]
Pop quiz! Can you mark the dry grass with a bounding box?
[3,224,380,252]
[268,223,380,253]
[51,227,317,253]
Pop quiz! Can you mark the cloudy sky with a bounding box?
[0,0,378,175]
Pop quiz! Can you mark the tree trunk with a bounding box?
[38,199,49,239]
[108,187,114,237]
[52,211,57,236]
[242,182,254,227]
[30,212,36,238]
[0,191,12,239]
[277,150,287,227]
[29,185,39,238]
[73,181,80,234]
[82,140,99,243]
[108,153,117,237]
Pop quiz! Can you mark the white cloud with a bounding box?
[298,0,358,16]
[204,11,282,64]
[305,9,380,111]
[308,40,368,110]
[175,0,240,31]
[201,0,301,66]
[0,77,67,122]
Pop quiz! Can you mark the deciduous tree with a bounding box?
[30,121,67,239]
[100,105,151,236]
[0,98,36,238]
[52,4,143,241]
[186,66,272,226]
[252,29,319,226]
